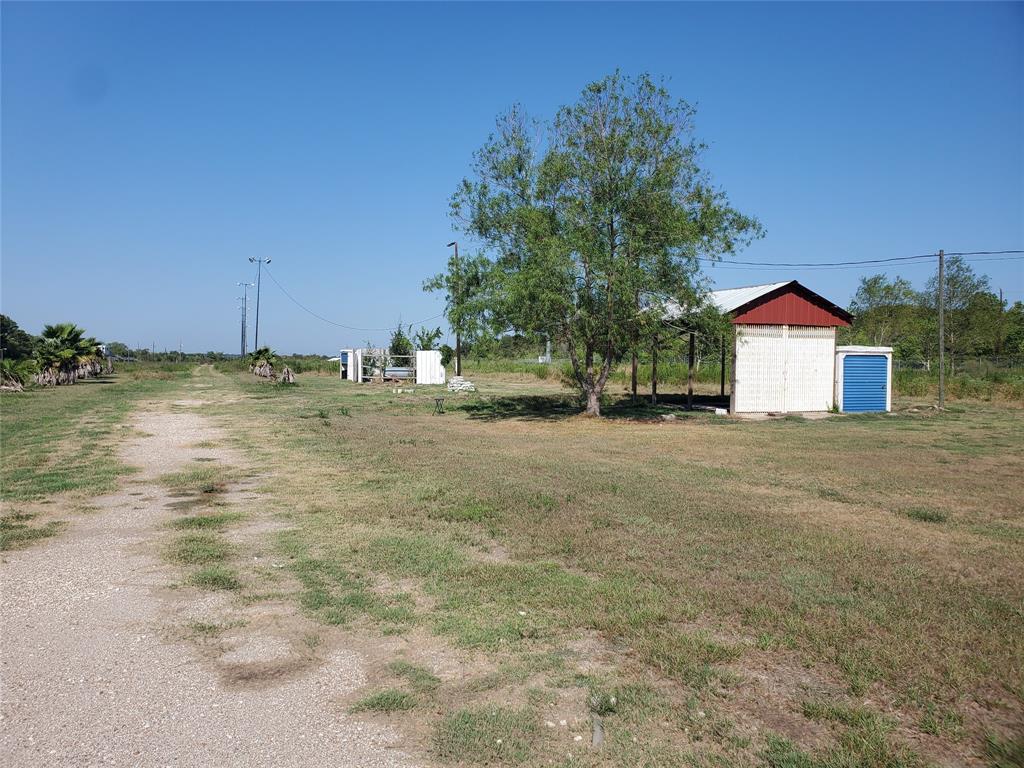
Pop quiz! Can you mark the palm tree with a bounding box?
[248,346,279,379]
[32,323,104,386]
[0,358,38,391]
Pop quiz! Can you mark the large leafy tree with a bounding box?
[413,326,443,351]
[450,73,761,415]
[848,275,919,346]
[923,256,994,371]
[0,315,36,360]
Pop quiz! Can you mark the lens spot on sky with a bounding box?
[70,65,109,106]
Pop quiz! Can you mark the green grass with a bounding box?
[0,372,185,504]
[388,660,441,693]
[901,506,948,523]
[169,511,244,530]
[158,465,234,495]
[189,564,242,590]
[985,733,1024,768]
[349,688,418,713]
[166,532,231,565]
[433,707,538,765]
[0,511,66,551]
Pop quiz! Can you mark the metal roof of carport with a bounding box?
[707,283,790,313]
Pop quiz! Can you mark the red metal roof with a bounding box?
[728,281,852,327]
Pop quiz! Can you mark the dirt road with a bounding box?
[0,397,418,767]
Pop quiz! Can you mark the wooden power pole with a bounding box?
[938,249,945,409]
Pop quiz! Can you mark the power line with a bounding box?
[703,251,1024,271]
[262,266,444,332]
[946,250,1024,256]
[701,253,938,267]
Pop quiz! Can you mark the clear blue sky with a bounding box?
[2,2,1021,354]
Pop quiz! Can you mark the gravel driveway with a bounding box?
[0,403,419,767]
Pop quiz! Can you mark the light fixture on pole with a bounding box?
[248,258,272,351]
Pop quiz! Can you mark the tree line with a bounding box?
[842,257,1024,370]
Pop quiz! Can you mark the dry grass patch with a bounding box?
[198,371,1023,766]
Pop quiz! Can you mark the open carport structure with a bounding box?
[711,281,853,414]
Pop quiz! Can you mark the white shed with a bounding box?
[708,281,853,414]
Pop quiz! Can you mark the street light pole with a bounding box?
[248,258,271,351]
[237,282,254,356]
[447,241,461,377]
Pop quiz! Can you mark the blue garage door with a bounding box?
[843,355,887,412]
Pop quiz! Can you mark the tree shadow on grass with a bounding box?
[458,395,580,422]
[457,392,731,423]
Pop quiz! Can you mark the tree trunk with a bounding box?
[585,386,601,416]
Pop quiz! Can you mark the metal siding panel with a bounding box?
[785,327,836,411]
[732,288,850,327]
[842,355,888,412]
[734,324,785,412]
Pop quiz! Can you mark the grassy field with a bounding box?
[3,365,1022,766]
[192,367,1022,767]
[0,368,188,550]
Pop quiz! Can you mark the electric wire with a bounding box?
[257,248,1020,331]
[699,250,1023,269]
[262,266,444,333]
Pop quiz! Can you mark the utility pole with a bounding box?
[237,281,254,356]
[938,249,945,409]
[235,297,246,356]
[447,241,461,376]
[248,257,271,351]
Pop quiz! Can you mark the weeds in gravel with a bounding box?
[350,689,418,714]
[166,532,231,565]
[159,465,235,495]
[0,511,66,551]
[190,564,242,590]
[169,511,243,530]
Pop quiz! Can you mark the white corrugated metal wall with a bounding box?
[734,324,786,412]
[784,327,836,412]
[415,350,446,385]
[733,324,836,413]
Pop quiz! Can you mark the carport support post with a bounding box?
[651,334,658,406]
[631,350,638,403]
[687,332,695,410]
[719,334,726,397]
